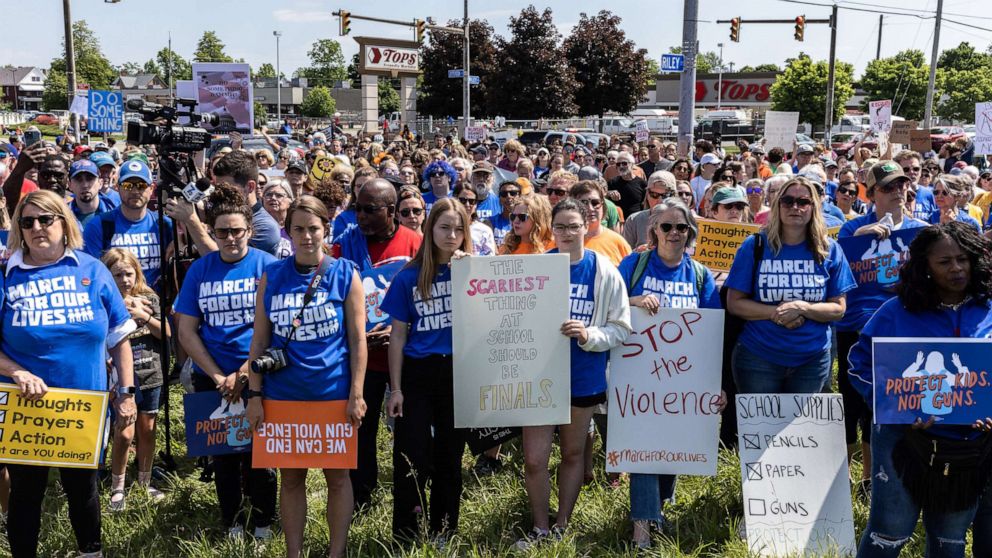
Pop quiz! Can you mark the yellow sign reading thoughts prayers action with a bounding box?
[0,385,109,468]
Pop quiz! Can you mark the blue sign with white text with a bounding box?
[87,90,123,133]
[661,54,685,73]
[183,391,253,456]
[872,338,992,425]
[448,69,464,78]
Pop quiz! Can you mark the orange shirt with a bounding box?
[584,228,631,266]
[499,239,556,255]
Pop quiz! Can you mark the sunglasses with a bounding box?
[779,196,813,209]
[213,227,248,239]
[658,222,689,233]
[616,162,630,167]
[546,188,568,196]
[720,175,734,181]
[41,171,67,179]
[510,213,529,222]
[746,187,763,195]
[457,197,477,206]
[121,181,150,192]
[18,214,60,229]
[837,187,857,196]
[981,175,992,180]
[932,189,951,197]
[499,190,520,198]
[398,207,424,218]
[354,203,392,214]
[430,171,447,178]
[677,191,693,198]
[646,190,670,200]
[722,202,748,211]
[877,181,908,194]
[902,166,921,173]
[577,198,602,208]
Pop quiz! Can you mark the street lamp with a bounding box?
[717,42,724,110]
[273,31,282,126]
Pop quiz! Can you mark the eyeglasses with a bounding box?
[779,196,813,209]
[399,207,424,218]
[746,187,763,195]
[577,198,602,208]
[40,170,67,180]
[354,203,392,214]
[120,181,150,192]
[722,202,748,211]
[510,213,529,222]
[657,222,689,233]
[902,166,921,173]
[933,189,951,197]
[430,171,447,178]
[546,188,568,197]
[837,187,857,196]
[552,223,584,234]
[457,197,477,206]
[646,190,669,200]
[18,214,60,229]
[877,181,908,194]
[499,190,520,198]
[212,227,248,239]
[263,191,288,200]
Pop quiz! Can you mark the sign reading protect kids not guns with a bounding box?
[872,338,992,425]
[606,308,724,475]
[252,400,357,469]
[0,385,108,468]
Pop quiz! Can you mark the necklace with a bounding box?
[939,295,972,311]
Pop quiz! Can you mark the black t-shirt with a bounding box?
[608,175,648,218]
[129,292,163,389]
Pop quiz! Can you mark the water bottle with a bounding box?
[879,212,894,230]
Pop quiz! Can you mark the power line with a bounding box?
[782,0,992,22]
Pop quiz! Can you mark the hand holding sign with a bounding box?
[11,370,48,401]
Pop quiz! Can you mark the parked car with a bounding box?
[830,115,869,135]
[831,133,878,158]
[830,132,859,150]
[930,126,967,151]
[963,124,976,140]
[33,113,59,126]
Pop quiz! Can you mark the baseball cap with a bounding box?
[796,144,815,155]
[89,152,115,168]
[866,161,908,190]
[92,142,109,151]
[73,145,93,157]
[712,187,747,206]
[749,144,766,155]
[69,159,98,178]
[125,151,150,165]
[822,158,838,169]
[577,166,602,181]
[472,161,494,174]
[471,145,488,157]
[118,159,152,184]
[699,153,721,166]
[286,160,308,174]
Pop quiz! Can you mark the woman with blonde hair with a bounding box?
[725,176,855,394]
[500,194,553,255]
[498,139,526,172]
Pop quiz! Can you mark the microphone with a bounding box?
[181,177,214,203]
[126,98,164,112]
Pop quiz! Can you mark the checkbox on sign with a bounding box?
[0,428,5,442]
[742,434,760,450]
[745,462,762,481]
[0,392,8,405]
[748,499,767,516]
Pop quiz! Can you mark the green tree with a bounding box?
[296,39,348,87]
[859,50,932,121]
[257,63,277,79]
[644,57,660,89]
[769,54,854,126]
[418,19,499,117]
[254,100,268,127]
[142,59,161,77]
[668,46,721,73]
[49,20,115,89]
[378,78,400,114]
[937,67,992,122]
[299,86,336,118]
[193,31,233,63]
[938,42,992,73]
[489,6,578,118]
[119,61,143,76]
[42,72,68,111]
[563,11,648,118]
[346,53,361,86]
[156,47,192,82]
[739,63,780,73]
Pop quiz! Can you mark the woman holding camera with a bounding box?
[174,185,278,539]
[246,196,367,558]
[0,190,136,558]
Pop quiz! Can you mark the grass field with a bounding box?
[3,385,956,557]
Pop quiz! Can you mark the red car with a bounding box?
[32,113,59,126]
[831,133,878,158]
[929,126,966,152]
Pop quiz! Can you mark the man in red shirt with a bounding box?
[331,178,422,509]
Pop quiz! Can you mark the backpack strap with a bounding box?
[628,250,652,296]
[101,212,116,254]
[751,232,765,295]
[690,259,707,298]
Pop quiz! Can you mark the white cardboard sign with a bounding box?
[763,111,800,152]
[975,102,992,155]
[869,100,893,133]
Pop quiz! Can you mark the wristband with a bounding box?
[116,386,137,396]
[245,389,264,399]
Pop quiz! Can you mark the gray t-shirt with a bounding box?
[623,209,651,249]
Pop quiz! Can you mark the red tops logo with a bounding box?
[695,80,771,102]
[367,47,418,68]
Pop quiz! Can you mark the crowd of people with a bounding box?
[1,121,992,557]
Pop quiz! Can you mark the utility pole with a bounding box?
[876,15,883,60]
[924,0,943,129]
[463,0,471,133]
[717,42,724,110]
[274,31,282,125]
[678,0,698,157]
[824,4,838,142]
[62,0,78,135]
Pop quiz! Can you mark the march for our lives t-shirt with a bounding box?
[928,209,982,233]
[489,213,512,246]
[262,256,356,401]
[82,209,173,289]
[549,249,607,398]
[725,234,856,366]
[475,192,502,220]
[0,251,130,391]
[618,251,721,310]
[173,249,276,377]
[913,186,938,220]
[381,264,454,359]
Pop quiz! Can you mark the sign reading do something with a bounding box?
[87,90,123,133]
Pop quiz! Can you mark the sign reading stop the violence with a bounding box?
[252,400,357,469]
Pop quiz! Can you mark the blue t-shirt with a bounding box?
[0,251,130,391]
[549,249,608,398]
[331,209,358,240]
[70,199,112,229]
[82,209,173,289]
[250,202,283,256]
[423,190,450,213]
[475,192,502,220]
[100,189,121,210]
[928,209,982,233]
[489,213,513,246]
[618,251,721,310]
[913,186,938,221]
[725,234,856,366]
[261,256,357,401]
[173,249,276,377]
[822,200,846,225]
[381,263,453,359]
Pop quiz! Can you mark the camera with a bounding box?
[125,98,215,153]
[250,348,288,375]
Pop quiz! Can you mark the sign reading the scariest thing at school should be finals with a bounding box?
[451,255,571,428]
[0,385,109,468]
[872,338,992,425]
[606,308,724,475]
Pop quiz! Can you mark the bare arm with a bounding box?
[164,198,218,254]
[386,319,408,418]
[344,270,368,425]
[175,313,227,384]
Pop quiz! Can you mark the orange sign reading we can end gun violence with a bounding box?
[251,400,357,469]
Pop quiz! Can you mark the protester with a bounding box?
[516,198,631,549]
[488,179,527,245]
[422,160,457,212]
[246,195,366,558]
[67,159,112,228]
[397,186,426,234]
[744,178,769,223]
[499,194,553,255]
[569,180,631,266]
[607,152,648,218]
[931,174,982,232]
[0,190,136,557]
[690,153,720,209]
[452,182,497,256]
[709,186,748,224]
[726,177,855,393]
[834,169,864,220]
[848,222,992,557]
[261,180,294,259]
[382,198,472,541]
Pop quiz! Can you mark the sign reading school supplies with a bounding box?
[451,254,571,428]
[192,62,254,133]
[837,228,919,289]
[737,393,856,557]
[694,220,761,272]
[606,308,724,475]
[0,385,108,469]
[252,400,357,469]
[763,111,800,152]
[87,90,123,133]
[183,391,253,457]
[975,102,992,155]
[869,99,893,133]
[872,338,992,425]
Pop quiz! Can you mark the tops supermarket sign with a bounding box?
[357,38,420,76]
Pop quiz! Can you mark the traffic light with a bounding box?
[730,18,741,42]
[415,19,426,43]
[339,10,351,36]
[794,16,805,41]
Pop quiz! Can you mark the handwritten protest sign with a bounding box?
[192,62,254,133]
[837,228,919,288]
[360,257,409,331]
[87,90,123,133]
[635,120,650,143]
[763,111,799,152]
[606,308,724,475]
[0,385,108,468]
[467,426,522,455]
[183,391,252,457]
[910,129,932,153]
[309,154,337,182]
[737,393,856,557]
[252,400,357,469]
[869,100,893,133]
[976,102,992,156]
[465,126,486,142]
[872,338,992,425]
[451,254,570,428]
[694,220,761,272]
[890,120,917,145]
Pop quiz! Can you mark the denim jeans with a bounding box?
[732,342,831,394]
[857,424,977,558]
[629,474,676,522]
[972,479,992,558]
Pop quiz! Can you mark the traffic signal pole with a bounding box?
[677,0,698,157]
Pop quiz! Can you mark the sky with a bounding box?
[5,0,991,79]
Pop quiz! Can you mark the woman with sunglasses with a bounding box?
[499,194,553,255]
[931,175,981,233]
[421,160,458,212]
[616,198,722,548]
[175,185,279,540]
[0,190,137,558]
[397,186,426,234]
[726,177,856,394]
[674,180,696,213]
[744,178,770,223]
[670,158,692,183]
[833,169,864,220]
[709,186,749,224]
[623,171,677,249]
[534,148,551,177]
[451,182,496,256]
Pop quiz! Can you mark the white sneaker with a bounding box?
[77,552,103,558]
[252,526,273,540]
[145,485,165,501]
[227,526,245,539]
